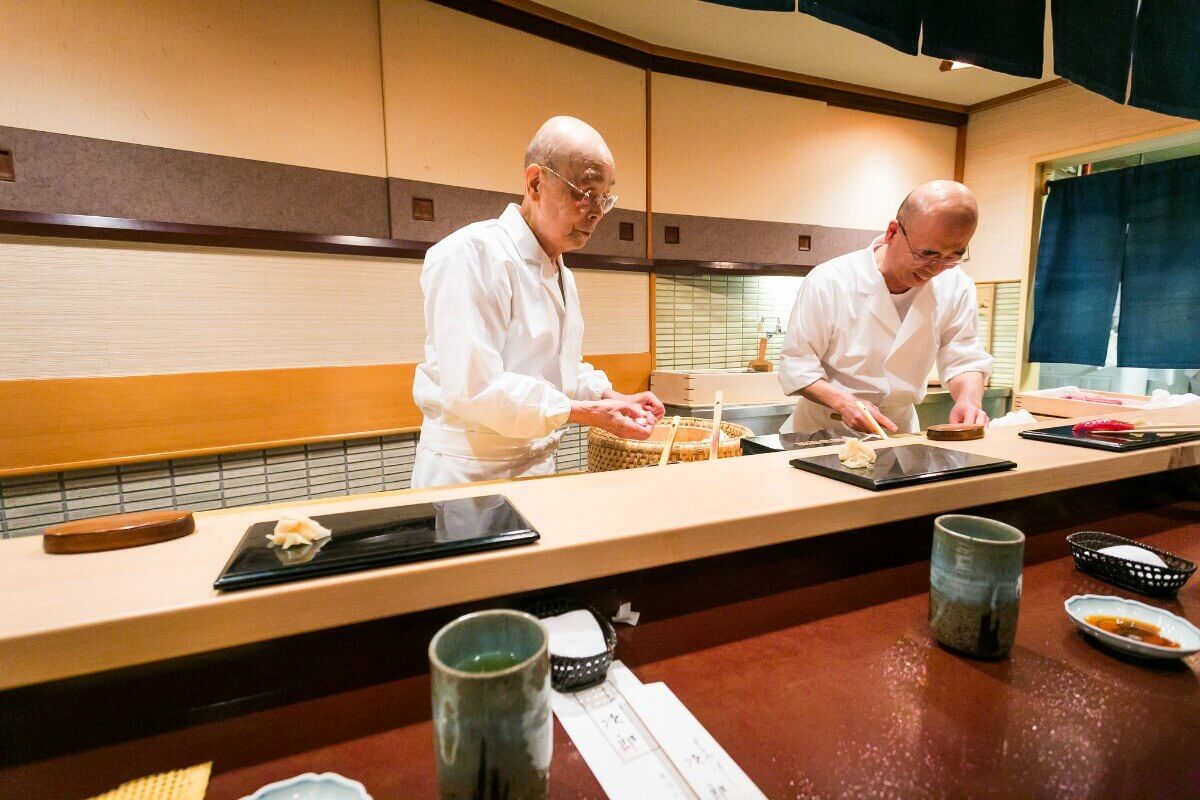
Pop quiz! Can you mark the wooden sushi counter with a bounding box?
[2,406,1199,798]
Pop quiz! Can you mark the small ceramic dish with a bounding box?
[240,772,372,800]
[1065,594,1200,660]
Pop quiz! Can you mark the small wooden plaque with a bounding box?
[927,423,986,441]
[43,510,195,554]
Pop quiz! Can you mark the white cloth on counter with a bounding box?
[411,204,612,488]
[1144,389,1200,409]
[543,609,608,658]
[989,409,1038,428]
[778,236,993,435]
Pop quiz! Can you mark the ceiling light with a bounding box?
[939,60,977,72]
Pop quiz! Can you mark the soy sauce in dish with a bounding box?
[1085,615,1180,648]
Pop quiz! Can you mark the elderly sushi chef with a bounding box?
[411,116,665,488]
[779,180,993,435]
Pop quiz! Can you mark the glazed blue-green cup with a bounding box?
[930,515,1025,659]
[429,609,551,800]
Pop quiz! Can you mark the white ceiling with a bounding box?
[536,0,1055,107]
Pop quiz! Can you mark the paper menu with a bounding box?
[623,682,767,800]
[552,661,767,800]
[552,662,696,799]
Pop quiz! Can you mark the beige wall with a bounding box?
[380,0,647,209]
[0,0,387,176]
[0,237,649,380]
[650,73,958,229]
[963,83,1194,282]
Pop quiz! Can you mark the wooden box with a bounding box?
[1013,388,1149,418]
[650,369,793,407]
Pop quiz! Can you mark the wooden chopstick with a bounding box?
[856,400,889,440]
[659,415,681,467]
[710,390,724,460]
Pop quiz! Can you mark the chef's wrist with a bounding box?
[546,396,573,430]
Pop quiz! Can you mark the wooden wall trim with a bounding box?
[0,210,846,276]
[0,354,652,477]
[954,124,968,183]
[0,210,430,259]
[966,78,1070,115]
[433,0,967,126]
[0,209,657,271]
[652,259,814,277]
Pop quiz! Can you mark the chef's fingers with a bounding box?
[640,392,666,418]
[970,407,990,426]
[609,413,654,440]
[648,393,667,419]
[871,407,899,432]
[847,409,878,434]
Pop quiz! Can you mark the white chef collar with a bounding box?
[498,203,561,276]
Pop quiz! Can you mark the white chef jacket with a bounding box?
[779,237,993,435]
[411,204,612,488]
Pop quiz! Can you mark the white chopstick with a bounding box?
[856,400,889,439]
[659,415,681,467]
[710,390,724,460]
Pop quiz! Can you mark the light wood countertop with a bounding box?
[2,407,1198,691]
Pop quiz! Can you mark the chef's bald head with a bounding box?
[896,180,978,233]
[524,116,614,175]
[520,117,617,259]
[878,180,977,292]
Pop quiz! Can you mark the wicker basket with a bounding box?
[588,417,752,471]
[1067,531,1196,597]
[526,596,617,691]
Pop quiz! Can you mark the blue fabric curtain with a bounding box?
[921,0,1045,78]
[1029,170,1129,366]
[699,0,796,10]
[1129,0,1200,120]
[797,0,923,54]
[1052,0,1138,104]
[1118,155,1200,368]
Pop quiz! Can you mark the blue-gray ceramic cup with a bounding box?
[930,514,1025,659]
[429,609,551,800]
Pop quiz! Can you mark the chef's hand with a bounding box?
[834,397,899,434]
[950,402,990,426]
[605,390,666,423]
[569,399,656,440]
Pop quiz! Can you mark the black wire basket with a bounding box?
[527,597,617,692]
[1067,531,1196,597]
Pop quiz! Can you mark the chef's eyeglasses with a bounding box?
[896,220,971,267]
[538,165,618,214]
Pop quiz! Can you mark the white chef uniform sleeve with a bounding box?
[936,277,995,385]
[423,239,572,438]
[779,276,833,396]
[574,359,613,401]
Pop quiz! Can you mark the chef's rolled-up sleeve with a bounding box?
[936,277,994,385]
[574,360,612,401]
[422,239,572,438]
[779,276,833,396]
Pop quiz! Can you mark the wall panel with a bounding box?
[651,74,957,230]
[0,237,425,379]
[380,0,647,210]
[0,0,387,176]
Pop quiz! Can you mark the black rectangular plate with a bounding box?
[742,429,846,455]
[789,443,1016,491]
[214,495,539,591]
[1019,424,1200,451]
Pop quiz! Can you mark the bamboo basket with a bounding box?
[588,417,752,472]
